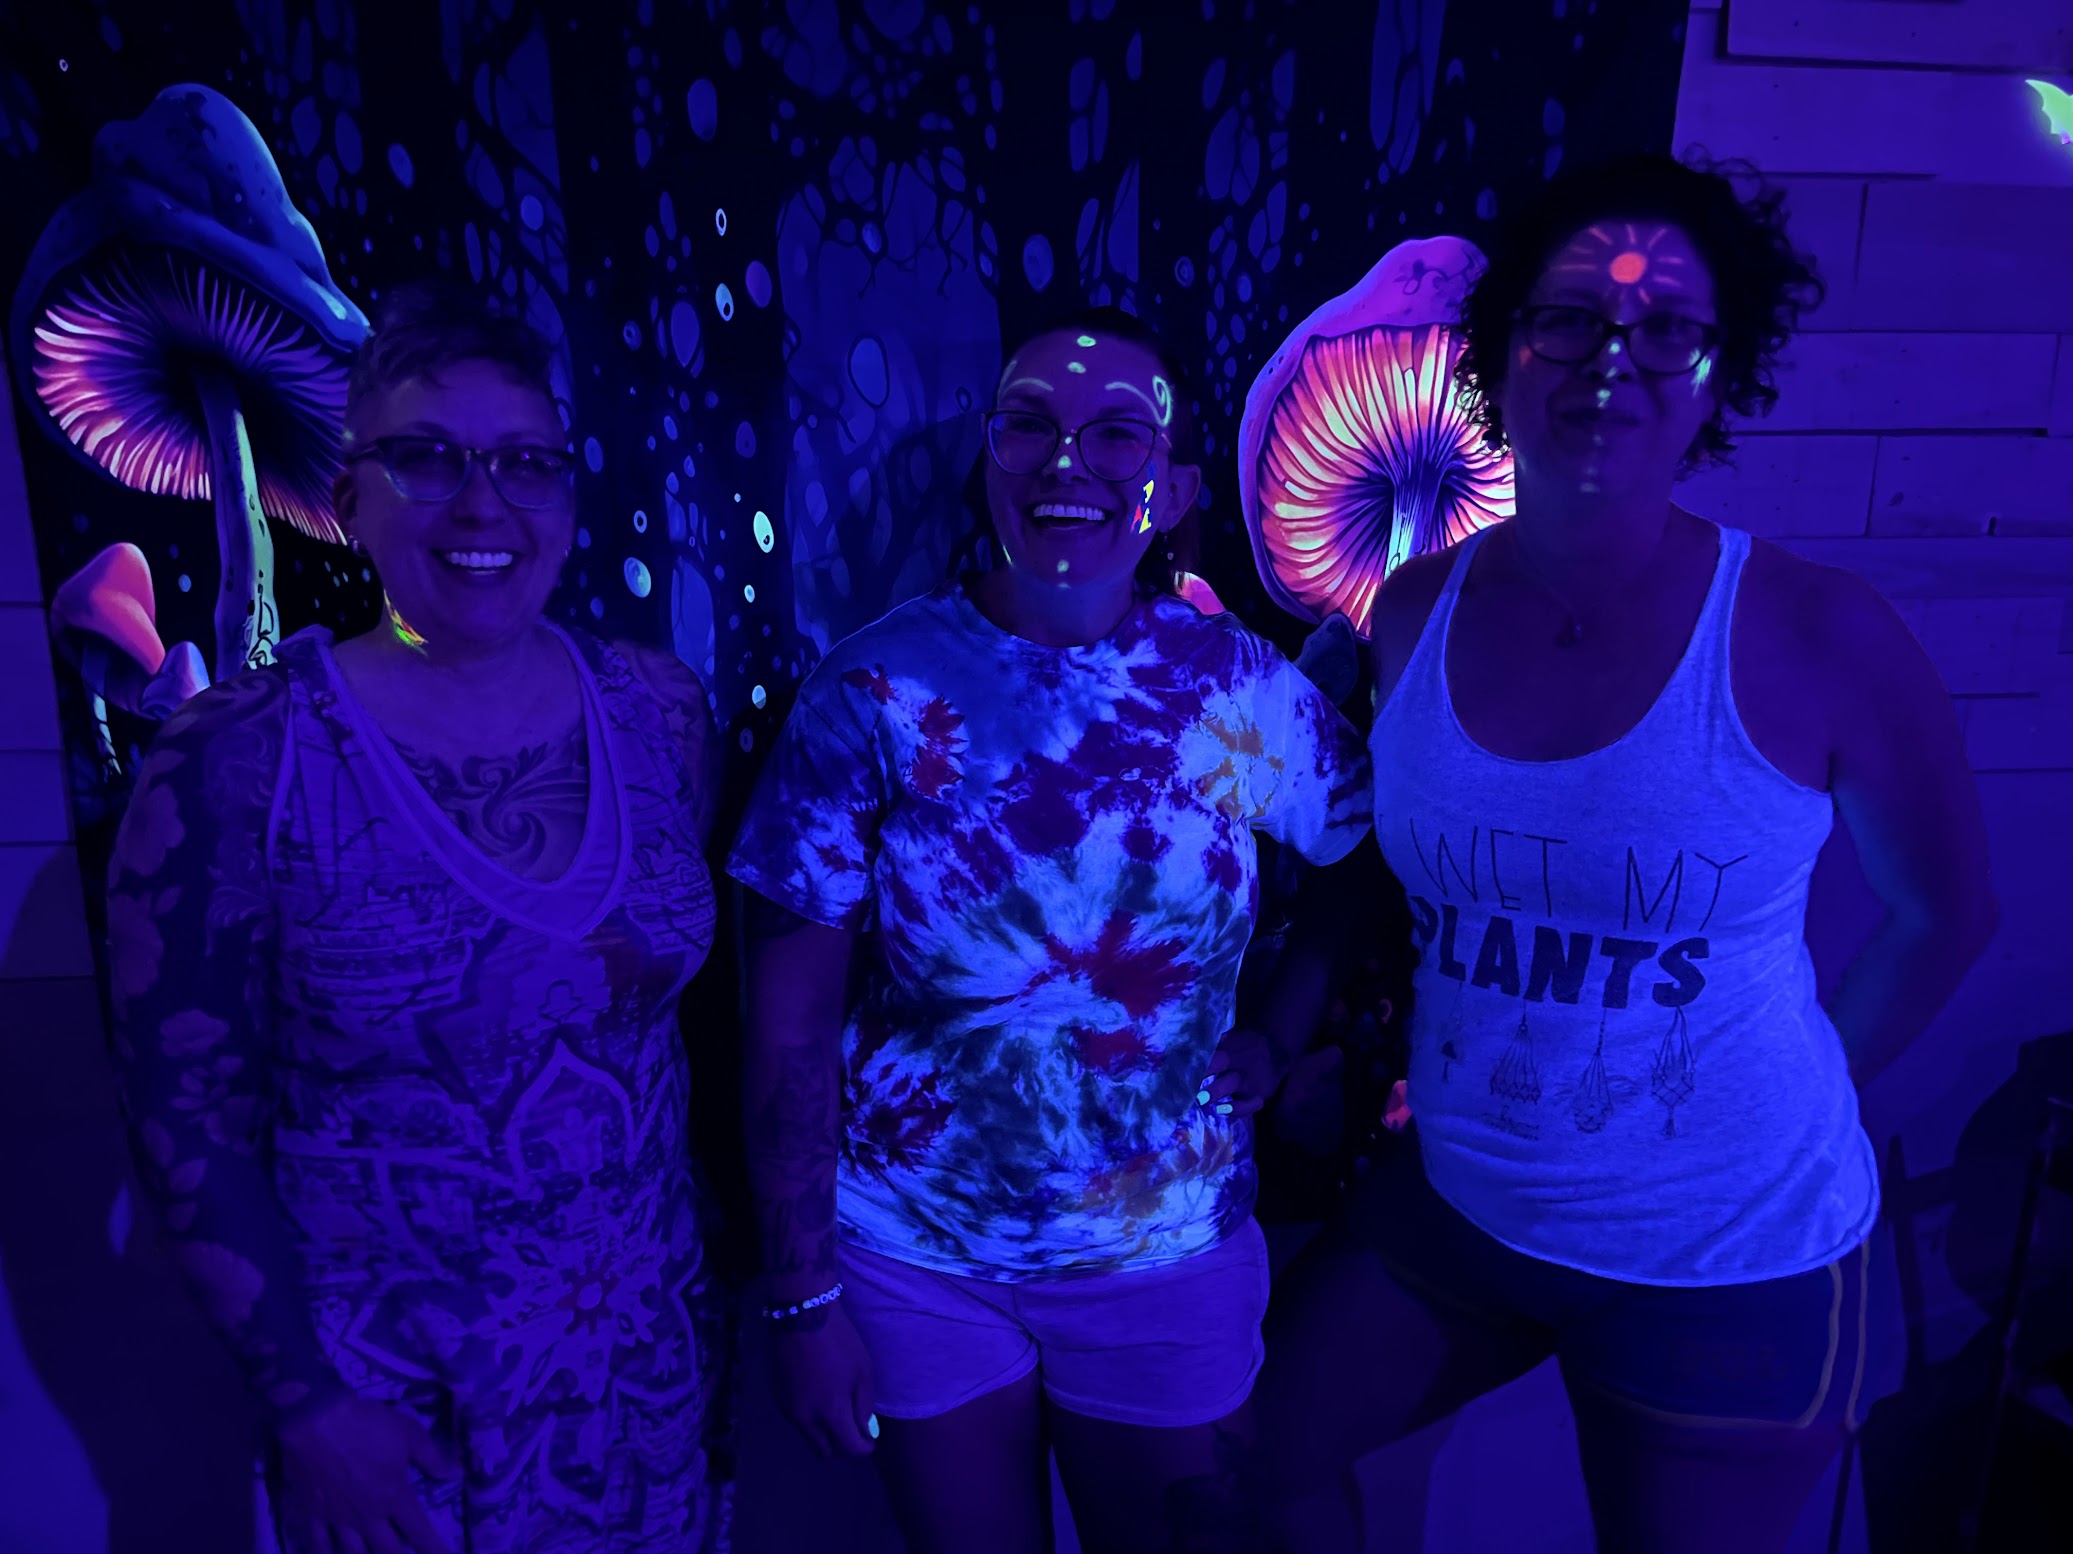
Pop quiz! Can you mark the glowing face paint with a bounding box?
[1067,361,1087,374]
[1542,221,1695,311]
[1076,334,1099,348]
[1691,354,1715,391]
[385,595,428,654]
[1131,468,1158,536]
[1101,376,1177,431]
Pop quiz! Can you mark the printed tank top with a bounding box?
[1370,522,1879,1285]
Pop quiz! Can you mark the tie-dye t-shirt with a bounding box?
[728,581,1371,1279]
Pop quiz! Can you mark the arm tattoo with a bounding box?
[746,1035,845,1298]
[395,722,589,874]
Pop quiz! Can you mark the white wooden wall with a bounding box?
[1673,0,2073,1366]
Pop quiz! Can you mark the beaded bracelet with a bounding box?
[763,1281,844,1323]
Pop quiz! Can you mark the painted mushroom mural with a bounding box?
[49,542,210,777]
[9,82,368,692]
[1237,234,1514,638]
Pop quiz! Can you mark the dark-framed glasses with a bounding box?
[346,436,576,508]
[983,410,1160,483]
[1515,305,1720,376]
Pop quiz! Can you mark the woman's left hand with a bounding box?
[1199,1027,1285,1119]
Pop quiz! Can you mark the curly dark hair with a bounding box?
[1454,152,1824,470]
[345,278,559,433]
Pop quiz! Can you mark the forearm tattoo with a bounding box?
[748,1039,844,1301]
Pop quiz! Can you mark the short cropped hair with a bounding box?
[345,279,558,432]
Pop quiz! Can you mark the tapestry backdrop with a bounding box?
[0,0,1688,898]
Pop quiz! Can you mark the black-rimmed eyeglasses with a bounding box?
[345,436,576,509]
[1514,305,1720,376]
[982,410,1162,483]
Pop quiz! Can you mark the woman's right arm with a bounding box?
[105,673,344,1420]
[727,672,889,1457]
[738,891,878,1458]
[740,889,856,1300]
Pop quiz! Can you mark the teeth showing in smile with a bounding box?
[1032,503,1110,523]
[440,550,517,570]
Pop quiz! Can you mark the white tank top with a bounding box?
[1370,522,1879,1285]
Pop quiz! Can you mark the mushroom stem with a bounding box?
[193,371,276,679]
[86,691,120,780]
[1388,454,1446,578]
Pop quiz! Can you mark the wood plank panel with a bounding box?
[1781,536,2073,597]
[1871,436,2073,536]
[0,845,93,981]
[1677,434,1874,536]
[1963,683,2073,771]
[1674,11,2073,184]
[0,753,69,846]
[1760,334,2058,434]
[1727,0,2073,73]
[1843,184,2073,334]
[1897,598,2065,694]
[2053,338,2073,439]
[0,605,62,752]
[1778,178,1865,330]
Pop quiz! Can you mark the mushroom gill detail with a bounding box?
[34,248,349,545]
[1253,323,1512,636]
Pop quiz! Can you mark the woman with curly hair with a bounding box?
[1253,154,1997,1552]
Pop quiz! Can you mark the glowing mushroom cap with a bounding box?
[49,540,171,715]
[8,83,367,543]
[1237,235,1514,636]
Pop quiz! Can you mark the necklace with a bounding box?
[1500,519,1669,649]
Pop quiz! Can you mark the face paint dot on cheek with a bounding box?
[1132,472,1158,535]
[384,596,428,654]
[1056,559,1070,575]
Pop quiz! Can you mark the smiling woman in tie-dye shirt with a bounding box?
[734,580,1366,1274]
[730,307,1369,1554]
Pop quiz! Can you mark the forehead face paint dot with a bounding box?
[1067,361,1087,374]
[1544,221,1694,310]
[1076,334,1098,348]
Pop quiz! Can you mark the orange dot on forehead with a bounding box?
[1609,250,1649,285]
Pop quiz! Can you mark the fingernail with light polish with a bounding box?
[1196,1089,1213,1105]
[867,1414,880,1440]
[1216,1102,1234,1116]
